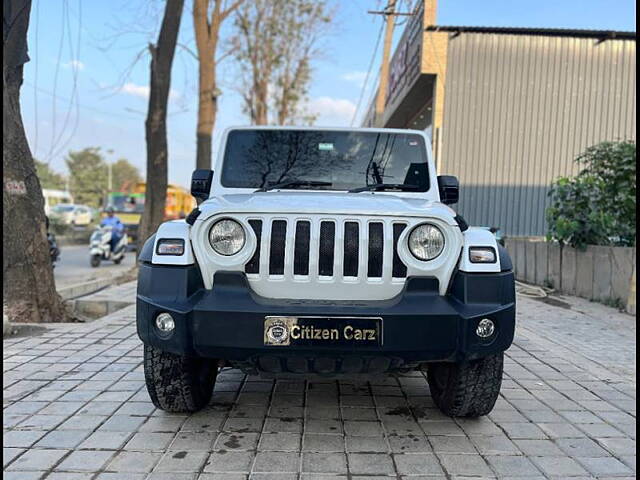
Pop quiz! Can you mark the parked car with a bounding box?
[43,189,73,215]
[137,127,516,418]
[50,203,94,226]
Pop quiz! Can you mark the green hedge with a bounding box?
[546,141,636,249]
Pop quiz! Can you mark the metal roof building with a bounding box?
[363,2,636,236]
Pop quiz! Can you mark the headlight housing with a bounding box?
[408,223,445,261]
[208,219,245,256]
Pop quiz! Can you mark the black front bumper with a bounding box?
[136,259,516,374]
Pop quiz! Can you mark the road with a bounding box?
[54,244,136,289]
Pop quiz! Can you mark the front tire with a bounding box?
[143,344,218,413]
[427,353,503,418]
[90,254,101,267]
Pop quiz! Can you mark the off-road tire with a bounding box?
[143,344,218,413]
[427,353,503,417]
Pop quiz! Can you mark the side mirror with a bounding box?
[437,175,459,205]
[191,169,213,205]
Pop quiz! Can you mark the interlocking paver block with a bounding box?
[55,450,114,472]
[106,451,162,473]
[2,295,636,478]
[485,455,541,476]
[345,435,389,453]
[302,452,347,473]
[302,433,345,452]
[347,452,395,475]
[5,448,69,471]
[394,453,445,475]
[203,451,255,473]
[153,450,209,472]
[252,451,299,472]
[531,456,589,476]
[258,432,301,451]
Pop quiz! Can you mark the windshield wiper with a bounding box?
[255,180,333,192]
[348,183,420,193]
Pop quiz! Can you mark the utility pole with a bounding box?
[375,0,397,127]
[368,1,415,127]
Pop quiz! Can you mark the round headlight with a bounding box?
[209,219,245,256]
[408,223,445,261]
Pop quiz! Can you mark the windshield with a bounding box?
[109,194,145,213]
[52,205,75,213]
[221,129,430,191]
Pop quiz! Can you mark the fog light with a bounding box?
[476,318,495,338]
[155,313,175,333]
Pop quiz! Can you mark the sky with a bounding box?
[22,0,637,189]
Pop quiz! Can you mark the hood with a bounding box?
[197,192,458,224]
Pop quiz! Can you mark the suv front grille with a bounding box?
[244,217,408,281]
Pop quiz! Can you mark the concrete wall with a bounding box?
[505,238,636,312]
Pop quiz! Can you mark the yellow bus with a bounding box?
[106,183,196,244]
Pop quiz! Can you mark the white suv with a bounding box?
[137,127,516,417]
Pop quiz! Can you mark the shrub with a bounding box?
[546,141,636,249]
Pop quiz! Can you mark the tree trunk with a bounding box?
[3,0,69,323]
[195,50,217,170]
[137,0,185,252]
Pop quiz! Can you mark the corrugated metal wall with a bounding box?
[440,33,636,236]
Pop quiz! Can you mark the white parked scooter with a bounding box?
[90,226,127,267]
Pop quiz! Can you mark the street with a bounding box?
[54,245,136,290]
[3,293,636,479]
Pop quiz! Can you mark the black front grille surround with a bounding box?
[244,218,408,279]
[294,221,311,275]
[367,222,384,278]
[392,223,408,277]
[343,221,359,277]
[318,221,336,276]
[245,220,263,274]
[269,220,287,275]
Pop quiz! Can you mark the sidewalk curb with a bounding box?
[3,308,10,337]
[58,277,116,300]
[68,298,135,319]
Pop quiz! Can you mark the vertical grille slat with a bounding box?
[245,220,263,274]
[392,224,408,278]
[294,221,311,275]
[368,222,384,278]
[343,222,359,277]
[269,220,287,275]
[318,221,335,276]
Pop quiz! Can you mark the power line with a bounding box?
[49,0,83,162]
[33,0,40,154]
[24,81,141,121]
[45,0,67,163]
[350,18,385,127]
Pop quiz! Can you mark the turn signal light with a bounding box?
[156,239,185,256]
[469,247,496,263]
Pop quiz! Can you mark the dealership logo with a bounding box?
[264,318,293,346]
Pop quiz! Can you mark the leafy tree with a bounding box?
[232,0,331,125]
[546,141,636,249]
[34,159,66,190]
[111,158,142,192]
[66,147,107,208]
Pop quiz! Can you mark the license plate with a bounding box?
[264,316,382,347]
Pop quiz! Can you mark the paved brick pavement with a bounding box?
[3,293,636,479]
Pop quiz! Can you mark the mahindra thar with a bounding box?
[137,127,516,417]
